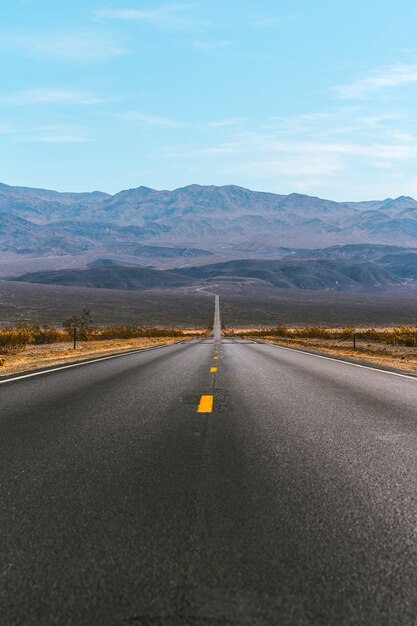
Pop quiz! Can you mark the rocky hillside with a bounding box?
[12,243,417,292]
[3,182,417,276]
[12,267,194,290]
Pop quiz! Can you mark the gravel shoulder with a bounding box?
[252,336,417,375]
[0,337,194,377]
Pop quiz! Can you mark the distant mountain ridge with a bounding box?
[12,266,194,290]
[11,244,417,293]
[2,181,417,275]
[176,257,403,292]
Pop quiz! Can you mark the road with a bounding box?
[213,295,221,342]
[2,313,417,623]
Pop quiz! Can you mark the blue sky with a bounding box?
[1,0,417,200]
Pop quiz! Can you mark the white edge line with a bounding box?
[255,341,417,382]
[0,340,192,385]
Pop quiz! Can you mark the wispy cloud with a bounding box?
[21,126,93,143]
[206,118,246,128]
[97,4,206,30]
[0,88,110,106]
[119,113,246,130]
[191,40,234,51]
[27,133,92,144]
[0,118,93,143]
[337,62,417,98]
[199,135,417,163]
[121,111,183,127]
[264,109,407,141]
[232,155,343,178]
[154,105,417,194]
[249,14,298,28]
[0,32,125,61]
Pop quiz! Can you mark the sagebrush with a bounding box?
[233,325,417,347]
[0,323,192,354]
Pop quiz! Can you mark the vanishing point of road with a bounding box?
[1,297,417,625]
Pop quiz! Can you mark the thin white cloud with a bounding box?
[191,40,234,51]
[0,32,125,61]
[264,109,409,143]
[249,14,298,28]
[0,119,93,143]
[97,4,206,30]
[118,113,246,131]
[0,89,110,106]
[232,156,343,178]
[23,129,92,143]
[200,143,239,155]
[205,136,417,162]
[27,134,92,143]
[156,141,344,180]
[154,104,417,193]
[337,62,417,98]
[206,118,246,128]
[121,111,183,127]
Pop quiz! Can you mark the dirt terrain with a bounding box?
[249,335,417,375]
[0,336,194,377]
[3,280,417,328]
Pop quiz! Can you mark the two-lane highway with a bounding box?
[2,326,417,623]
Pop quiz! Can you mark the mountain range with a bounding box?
[10,244,417,293]
[3,182,417,278]
[3,182,417,293]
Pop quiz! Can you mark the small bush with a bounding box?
[31,325,63,344]
[0,328,30,354]
[0,323,190,354]
[386,327,417,347]
[91,326,186,340]
[242,324,417,347]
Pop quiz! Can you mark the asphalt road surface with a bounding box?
[2,335,417,624]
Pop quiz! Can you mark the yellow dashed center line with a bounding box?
[210,367,218,373]
[213,356,219,360]
[198,395,213,413]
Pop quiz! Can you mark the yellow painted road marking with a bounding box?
[198,395,213,413]
[210,367,218,373]
[213,356,219,360]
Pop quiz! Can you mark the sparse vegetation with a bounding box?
[0,321,196,355]
[63,308,93,343]
[231,325,417,347]
[0,326,30,354]
[228,324,417,374]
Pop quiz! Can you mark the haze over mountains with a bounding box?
[2,181,417,293]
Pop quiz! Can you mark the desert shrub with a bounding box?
[338,326,355,340]
[386,327,417,347]
[237,326,293,338]
[236,329,271,338]
[295,326,333,339]
[63,309,93,341]
[271,325,293,337]
[91,326,186,340]
[243,324,417,347]
[0,327,31,354]
[357,328,381,341]
[31,325,63,344]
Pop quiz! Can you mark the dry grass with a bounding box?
[227,326,417,373]
[0,336,197,377]
[0,324,204,354]
[254,338,417,372]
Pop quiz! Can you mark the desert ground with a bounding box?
[2,280,417,328]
